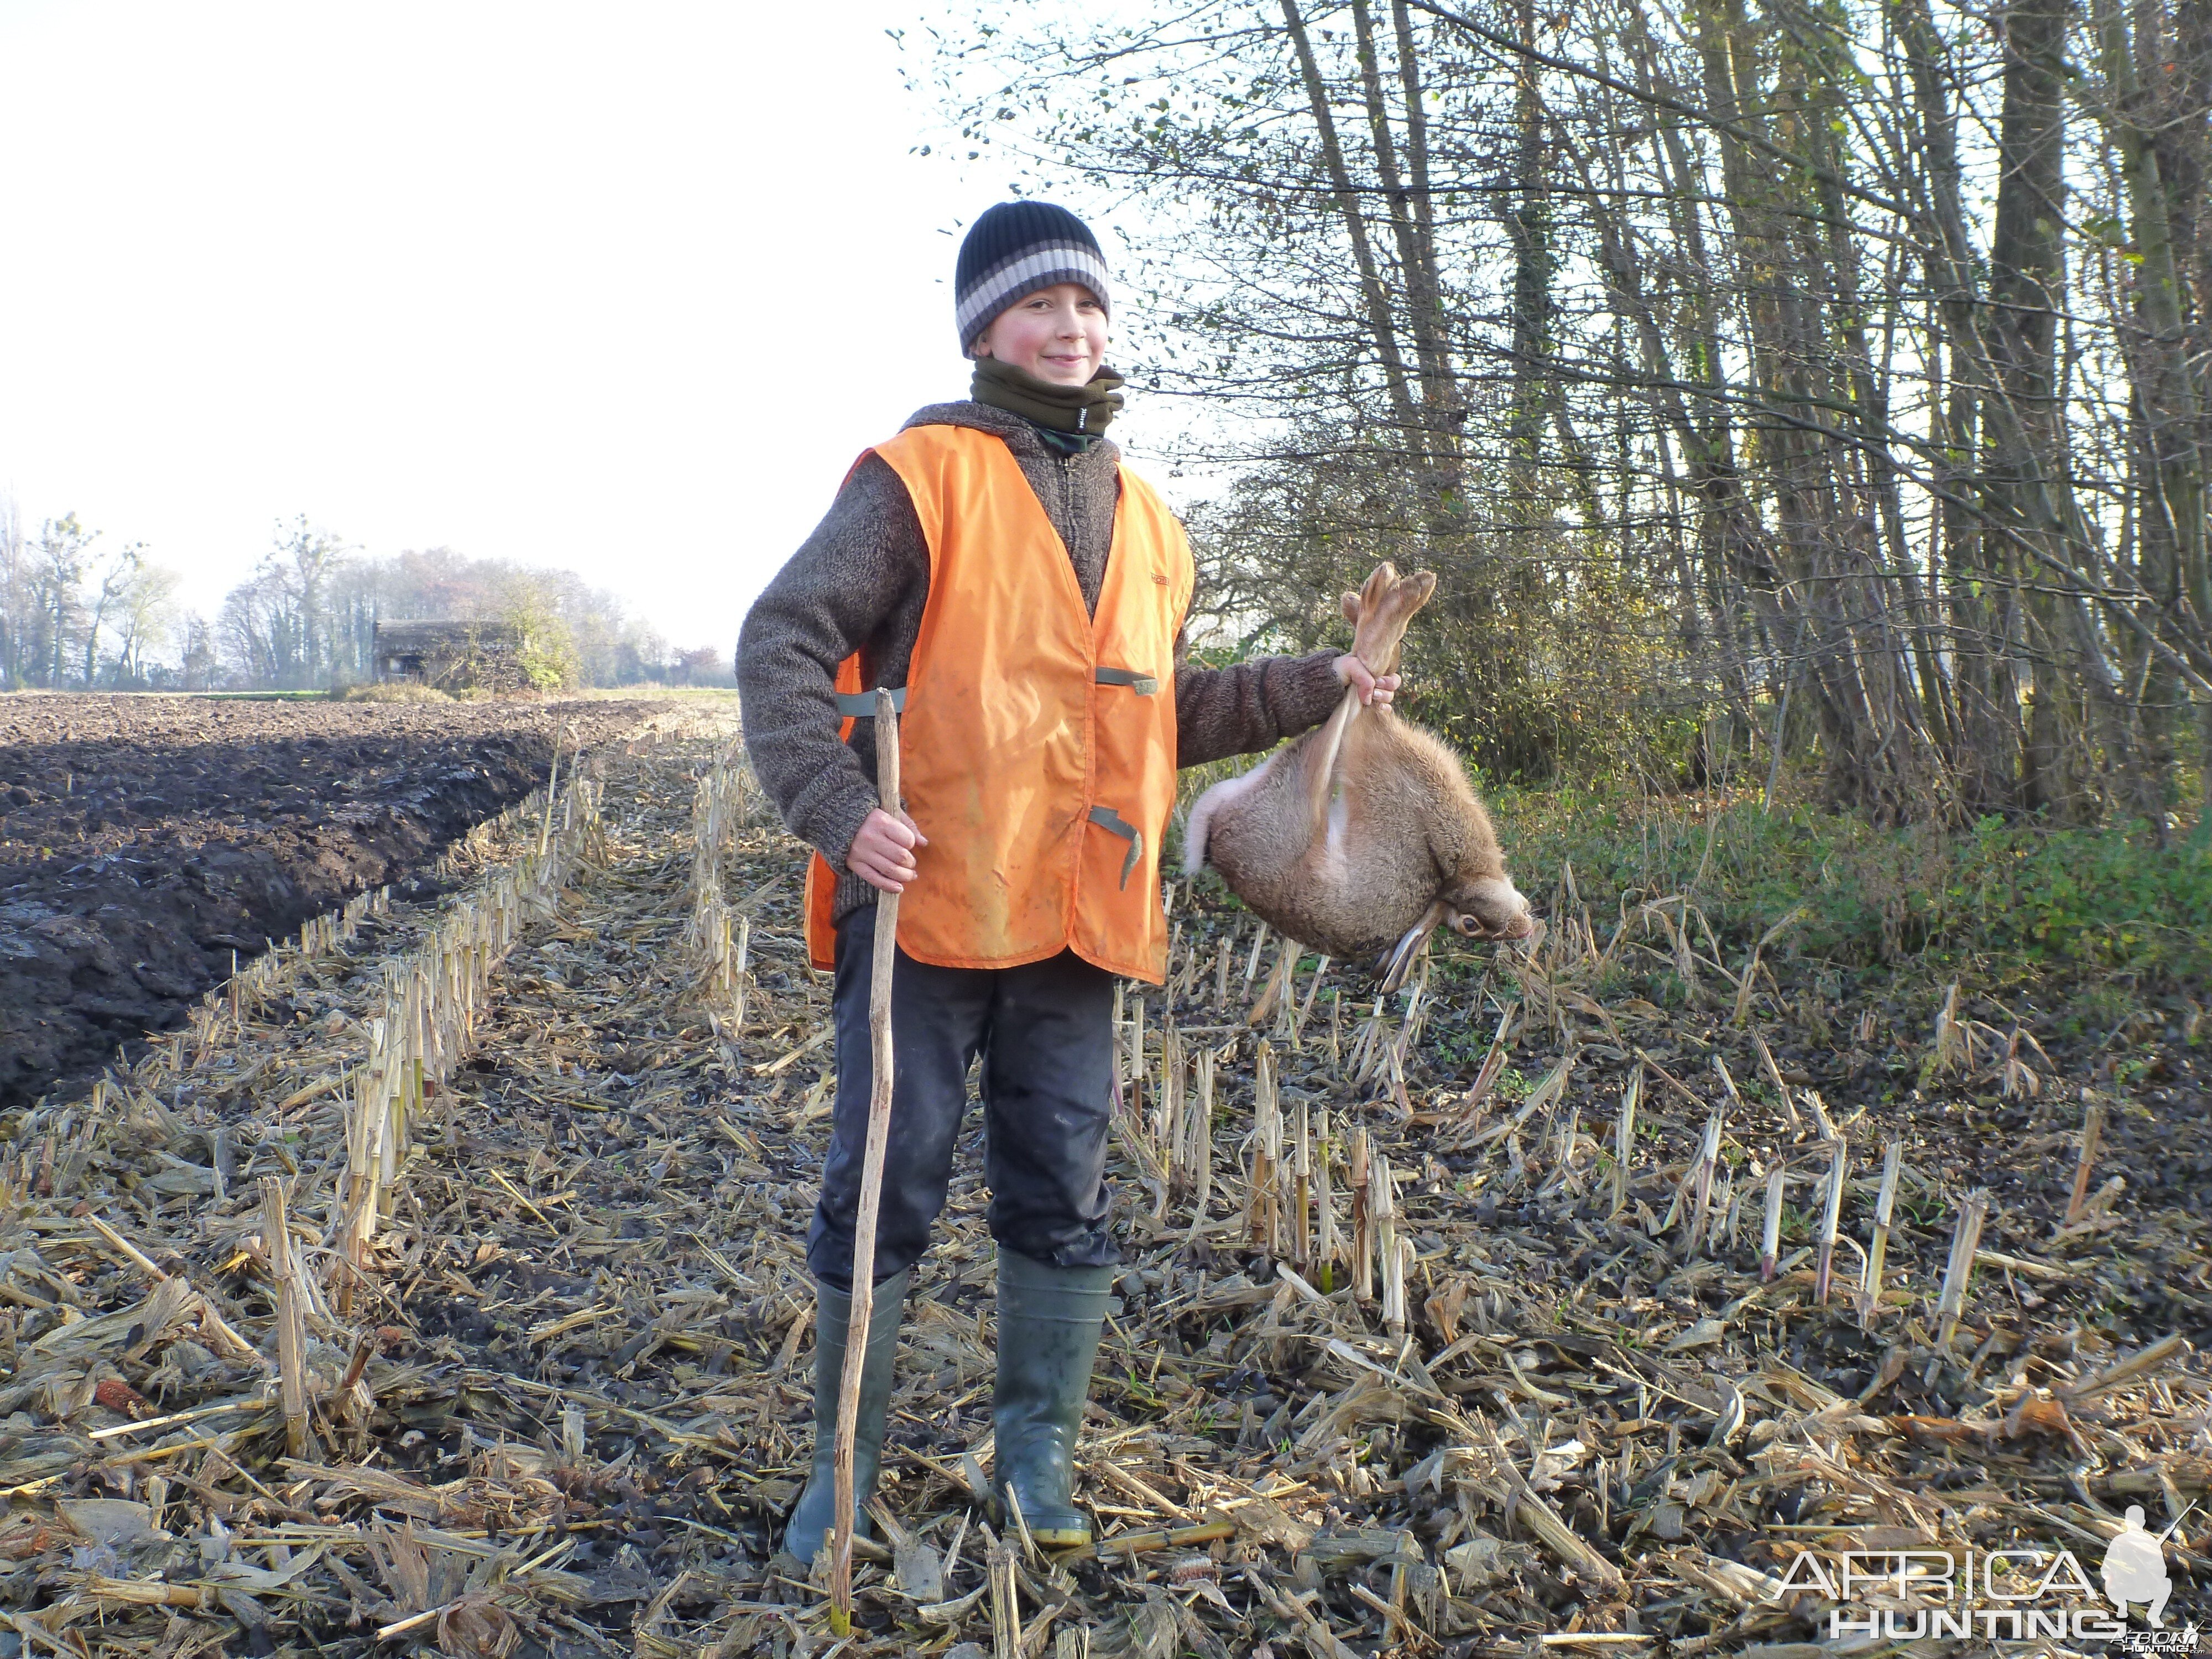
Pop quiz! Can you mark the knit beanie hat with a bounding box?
[954,201,1112,354]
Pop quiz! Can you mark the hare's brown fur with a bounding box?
[1186,564,1532,975]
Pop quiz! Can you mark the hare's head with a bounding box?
[1444,874,1536,942]
[1374,875,1535,991]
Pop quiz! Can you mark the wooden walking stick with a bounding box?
[829,688,902,1635]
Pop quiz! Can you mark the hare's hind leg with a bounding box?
[1295,561,1434,857]
[1343,562,1438,678]
[1291,571,1429,865]
[1296,690,1363,860]
[1186,704,1354,879]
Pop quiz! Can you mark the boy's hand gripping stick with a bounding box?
[830,687,900,1632]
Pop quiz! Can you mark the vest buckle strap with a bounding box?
[1086,805,1145,890]
[835,687,907,717]
[1093,666,1160,697]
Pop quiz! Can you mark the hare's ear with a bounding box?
[1376,900,1448,993]
[1408,570,1438,606]
[1341,591,1363,624]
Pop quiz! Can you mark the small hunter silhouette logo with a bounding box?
[2103,1504,2179,1626]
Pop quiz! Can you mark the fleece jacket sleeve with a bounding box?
[735,455,928,876]
[1173,648,1345,769]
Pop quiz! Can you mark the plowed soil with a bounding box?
[0,692,667,1111]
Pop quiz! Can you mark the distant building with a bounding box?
[373,620,530,691]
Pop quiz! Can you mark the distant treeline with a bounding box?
[0,504,728,692]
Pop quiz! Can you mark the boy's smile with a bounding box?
[971,282,1109,387]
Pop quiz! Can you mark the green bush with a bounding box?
[1491,781,2212,992]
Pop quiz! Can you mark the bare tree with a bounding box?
[109,559,182,686]
[27,514,96,688]
[80,544,143,688]
[930,0,2212,821]
[0,493,24,690]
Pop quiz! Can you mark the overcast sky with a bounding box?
[0,2,1128,654]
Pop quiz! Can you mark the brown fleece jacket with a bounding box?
[736,400,1344,924]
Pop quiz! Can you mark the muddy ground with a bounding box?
[0,693,668,1112]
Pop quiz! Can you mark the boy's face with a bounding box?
[970,283,1108,386]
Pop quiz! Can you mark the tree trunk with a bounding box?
[1281,0,1425,450]
[2098,0,2212,811]
[1986,0,2079,815]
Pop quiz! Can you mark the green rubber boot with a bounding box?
[783,1270,909,1565]
[993,1249,1112,1547]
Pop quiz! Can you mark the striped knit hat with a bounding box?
[954,201,1111,354]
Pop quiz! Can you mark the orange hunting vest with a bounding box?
[802,423,1193,983]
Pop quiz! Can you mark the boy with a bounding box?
[735,201,1396,1561]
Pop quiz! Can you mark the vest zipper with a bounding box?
[1060,452,1087,611]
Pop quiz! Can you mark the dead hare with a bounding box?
[1185,562,1535,989]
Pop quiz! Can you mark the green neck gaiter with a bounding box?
[972,357,1125,439]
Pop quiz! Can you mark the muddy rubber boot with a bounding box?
[782,1270,909,1565]
[993,1249,1112,1547]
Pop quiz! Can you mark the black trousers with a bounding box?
[807,903,1121,1290]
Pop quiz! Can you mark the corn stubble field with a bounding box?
[0,705,2205,1657]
